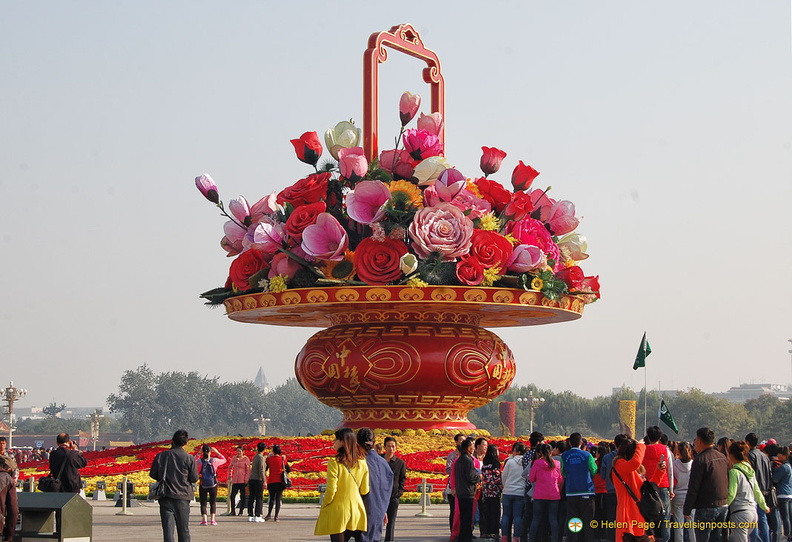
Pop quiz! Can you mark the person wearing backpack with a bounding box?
[195,445,227,526]
[726,441,769,542]
[612,438,666,542]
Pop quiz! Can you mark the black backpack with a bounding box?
[611,459,667,525]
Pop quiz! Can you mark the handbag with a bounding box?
[38,456,67,492]
[611,459,667,525]
[765,486,778,509]
[281,456,292,487]
[148,457,168,500]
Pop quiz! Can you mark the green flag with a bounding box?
[659,400,679,433]
[633,332,652,370]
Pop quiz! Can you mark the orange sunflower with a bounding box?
[388,180,423,210]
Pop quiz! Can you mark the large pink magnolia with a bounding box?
[249,192,280,223]
[243,217,286,255]
[408,203,474,261]
[507,244,546,273]
[345,180,391,225]
[301,213,349,261]
[530,190,580,236]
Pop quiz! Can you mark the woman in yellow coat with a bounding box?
[315,428,370,541]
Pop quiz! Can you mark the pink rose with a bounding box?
[506,218,560,264]
[337,146,368,183]
[300,213,349,261]
[345,180,391,225]
[267,252,302,280]
[408,203,474,261]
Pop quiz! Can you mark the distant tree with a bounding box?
[764,399,792,444]
[666,388,751,441]
[42,402,66,418]
[744,394,781,439]
[260,378,340,435]
[16,417,87,435]
[107,365,157,442]
[208,381,267,436]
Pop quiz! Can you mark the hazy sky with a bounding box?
[2,2,791,414]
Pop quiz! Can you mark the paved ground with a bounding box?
[86,500,453,541]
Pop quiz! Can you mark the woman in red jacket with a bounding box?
[611,439,666,542]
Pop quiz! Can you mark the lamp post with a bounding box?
[3,381,27,449]
[518,391,545,434]
[87,408,104,451]
[253,416,270,436]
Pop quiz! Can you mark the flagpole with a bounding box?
[643,365,647,437]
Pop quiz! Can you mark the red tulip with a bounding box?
[290,131,323,167]
[399,92,421,126]
[195,174,219,204]
[511,161,540,192]
[480,146,507,176]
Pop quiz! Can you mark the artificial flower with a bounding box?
[228,249,269,291]
[507,244,545,273]
[285,201,326,242]
[413,156,449,185]
[337,146,368,183]
[387,180,423,210]
[417,112,443,136]
[557,233,589,261]
[290,131,323,167]
[277,172,330,207]
[433,168,467,201]
[506,218,559,263]
[400,253,418,275]
[503,191,534,221]
[300,213,348,261]
[455,256,485,286]
[346,180,391,225]
[325,120,361,160]
[229,196,251,226]
[354,237,408,285]
[511,161,540,192]
[195,174,219,204]
[408,203,474,261]
[250,192,281,223]
[403,129,443,161]
[379,149,416,181]
[480,146,507,176]
[399,91,421,126]
[478,212,501,232]
[469,230,513,270]
[268,252,302,281]
[243,217,286,255]
[269,275,288,293]
[555,265,585,290]
[579,275,601,300]
[474,177,511,214]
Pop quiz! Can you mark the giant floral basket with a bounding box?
[197,25,599,430]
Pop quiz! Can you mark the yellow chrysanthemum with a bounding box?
[406,277,429,288]
[504,233,519,246]
[388,180,423,209]
[481,267,502,287]
[530,277,544,291]
[320,250,356,280]
[269,275,288,293]
[478,212,501,232]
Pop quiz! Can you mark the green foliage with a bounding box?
[260,378,341,436]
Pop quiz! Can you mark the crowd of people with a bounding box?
[441,428,792,542]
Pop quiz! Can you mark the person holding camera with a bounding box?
[48,433,87,493]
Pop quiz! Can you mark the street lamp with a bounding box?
[253,416,270,436]
[87,408,105,451]
[3,381,27,449]
[518,391,545,434]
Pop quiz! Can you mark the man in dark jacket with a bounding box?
[383,436,406,542]
[683,427,729,542]
[746,433,771,542]
[48,433,87,493]
[150,430,199,542]
[0,457,18,542]
[455,438,481,542]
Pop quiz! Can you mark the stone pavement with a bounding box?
[89,500,453,541]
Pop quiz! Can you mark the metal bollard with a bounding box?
[115,476,134,516]
[93,480,107,501]
[318,484,327,506]
[414,477,433,518]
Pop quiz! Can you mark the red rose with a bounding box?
[511,160,540,192]
[455,256,485,286]
[469,230,514,271]
[555,266,585,290]
[480,146,507,176]
[290,131,323,166]
[580,275,601,299]
[285,201,326,242]
[504,191,534,221]
[354,237,408,285]
[228,249,269,291]
[277,172,330,207]
[474,177,511,214]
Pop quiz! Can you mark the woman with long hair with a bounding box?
[314,428,370,542]
[264,444,289,522]
[671,441,695,542]
[528,443,563,542]
[611,438,665,542]
[195,444,226,526]
[480,444,502,540]
[727,440,769,542]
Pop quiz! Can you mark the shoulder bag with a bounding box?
[281,455,292,488]
[148,456,168,500]
[38,454,67,492]
[611,458,666,525]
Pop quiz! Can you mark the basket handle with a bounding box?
[363,24,445,163]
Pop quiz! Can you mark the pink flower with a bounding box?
[195,174,219,204]
[220,235,243,257]
[345,180,391,225]
[249,192,281,223]
[379,149,416,181]
[408,203,474,261]
[424,188,492,220]
[300,213,348,261]
[243,217,285,255]
[337,147,368,183]
[434,168,467,201]
[267,252,302,280]
[529,190,580,236]
[403,129,443,161]
[399,91,421,126]
[417,112,444,135]
[507,245,545,273]
[480,147,507,176]
[506,218,560,264]
[229,196,251,226]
